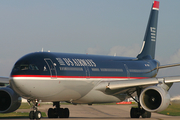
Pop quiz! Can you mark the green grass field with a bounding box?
[18,103,31,109]
[0,112,29,118]
[158,103,180,116]
[0,112,47,118]
[0,103,47,118]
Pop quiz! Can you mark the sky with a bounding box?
[0,0,180,96]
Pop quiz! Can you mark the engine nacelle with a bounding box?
[139,86,170,112]
[0,86,21,113]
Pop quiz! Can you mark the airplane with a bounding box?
[1,0,180,119]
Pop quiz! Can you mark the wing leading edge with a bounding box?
[0,77,9,85]
[96,76,180,95]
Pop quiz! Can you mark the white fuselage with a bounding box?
[10,77,126,103]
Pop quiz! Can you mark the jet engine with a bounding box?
[0,86,21,113]
[139,86,170,112]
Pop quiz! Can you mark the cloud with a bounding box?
[157,48,180,76]
[86,46,103,55]
[108,44,140,57]
[168,48,180,64]
[86,44,141,57]
[156,48,180,65]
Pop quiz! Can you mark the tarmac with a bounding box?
[3,104,180,120]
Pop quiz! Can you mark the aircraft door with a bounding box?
[84,66,90,78]
[124,64,130,79]
[44,58,57,78]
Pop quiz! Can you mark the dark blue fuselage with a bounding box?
[11,52,159,79]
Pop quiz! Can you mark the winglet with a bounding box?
[153,1,159,10]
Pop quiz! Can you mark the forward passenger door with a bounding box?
[44,58,57,78]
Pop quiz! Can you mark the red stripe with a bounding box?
[11,75,148,79]
[153,1,159,9]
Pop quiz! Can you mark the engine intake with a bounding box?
[140,86,170,112]
[0,86,21,113]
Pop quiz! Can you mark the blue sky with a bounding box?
[0,0,180,96]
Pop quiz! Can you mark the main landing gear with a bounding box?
[128,88,151,118]
[28,99,42,120]
[48,102,70,118]
[130,105,151,118]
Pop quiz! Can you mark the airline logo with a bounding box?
[153,1,159,10]
[150,27,156,41]
[56,58,97,67]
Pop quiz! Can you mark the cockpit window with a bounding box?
[13,64,39,71]
[20,64,29,70]
[29,64,39,70]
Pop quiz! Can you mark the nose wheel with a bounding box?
[28,99,42,120]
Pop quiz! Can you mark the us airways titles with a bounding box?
[56,58,96,67]
[150,27,156,42]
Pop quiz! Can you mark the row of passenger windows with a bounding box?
[59,67,149,73]
[13,64,150,73]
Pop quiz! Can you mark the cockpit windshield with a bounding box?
[10,53,54,76]
[13,64,39,71]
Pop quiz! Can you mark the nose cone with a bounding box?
[10,76,34,99]
[9,52,58,100]
[9,52,45,98]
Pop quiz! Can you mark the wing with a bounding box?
[0,77,9,86]
[96,76,180,95]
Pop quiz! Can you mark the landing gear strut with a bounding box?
[48,102,69,118]
[28,99,42,120]
[128,88,151,118]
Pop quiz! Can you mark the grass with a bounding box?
[0,112,46,118]
[158,103,180,116]
[19,103,31,109]
[0,112,29,118]
[0,103,47,118]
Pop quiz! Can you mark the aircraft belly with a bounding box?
[10,77,99,102]
[73,89,127,104]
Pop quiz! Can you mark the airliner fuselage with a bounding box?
[10,52,158,103]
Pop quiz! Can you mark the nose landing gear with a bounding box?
[28,99,42,120]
